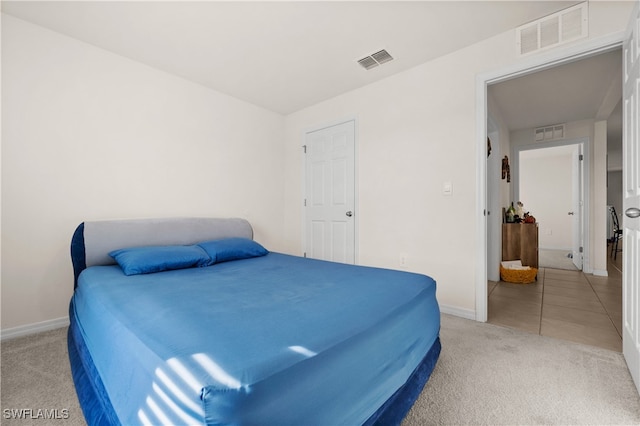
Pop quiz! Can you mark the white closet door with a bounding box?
[304,120,356,264]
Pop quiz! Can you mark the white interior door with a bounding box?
[304,120,356,264]
[622,0,640,394]
[571,145,584,270]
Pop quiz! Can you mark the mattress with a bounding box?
[72,252,440,425]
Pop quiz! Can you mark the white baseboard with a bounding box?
[1,316,69,341]
[592,269,609,277]
[440,304,476,321]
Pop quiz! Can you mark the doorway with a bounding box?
[475,40,624,324]
[478,44,626,353]
[516,142,586,271]
[479,2,639,393]
[486,120,501,282]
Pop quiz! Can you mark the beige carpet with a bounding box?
[2,314,640,425]
[1,327,84,425]
[404,315,640,425]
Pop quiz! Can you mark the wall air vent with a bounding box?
[516,2,588,56]
[358,49,394,70]
[534,124,565,142]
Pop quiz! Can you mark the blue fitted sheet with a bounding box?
[72,253,440,425]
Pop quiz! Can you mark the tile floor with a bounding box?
[488,253,623,352]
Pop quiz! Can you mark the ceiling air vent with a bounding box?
[516,2,588,56]
[534,124,565,142]
[358,49,394,70]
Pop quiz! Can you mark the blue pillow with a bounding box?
[109,245,212,276]
[197,238,268,264]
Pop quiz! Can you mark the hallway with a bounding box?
[488,255,623,352]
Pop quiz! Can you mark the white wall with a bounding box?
[1,15,286,332]
[285,54,482,316]
[609,146,624,171]
[593,120,609,274]
[608,170,624,231]
[283,2,632,316]
[284,32,526,316]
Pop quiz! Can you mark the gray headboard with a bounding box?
[71,217,253,288]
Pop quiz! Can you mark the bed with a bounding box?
[67,217,441,425]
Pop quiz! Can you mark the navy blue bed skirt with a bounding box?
[364,335,440,425]
[68,302,120,426]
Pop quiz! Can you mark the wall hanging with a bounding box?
[502,155,510,182]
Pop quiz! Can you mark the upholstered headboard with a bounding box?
[70,217,254,288]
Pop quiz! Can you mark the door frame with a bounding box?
[486,115,502,282]
[512,139,589,271]
[475,32,625,322]
[302,117,359,263]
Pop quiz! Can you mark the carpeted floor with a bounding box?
[404,314,640,425]
[1,327,84,425]
[2,314,640,425]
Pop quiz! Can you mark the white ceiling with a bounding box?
[489,49,622,132]
[2,0,583,115]
[489,48,623,158]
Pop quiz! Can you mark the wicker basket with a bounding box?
[500,265,538,284]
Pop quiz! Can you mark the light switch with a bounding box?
[443,181,453,196]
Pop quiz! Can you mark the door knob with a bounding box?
[346,211,353,217]
[568,212,574,215]
[626,207,640,218]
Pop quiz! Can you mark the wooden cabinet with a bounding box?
[502,223,539,268]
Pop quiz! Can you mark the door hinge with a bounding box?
[304,199,307,207]
[579,154,583,161]
[579,246,583,253]
[302,145,307,153]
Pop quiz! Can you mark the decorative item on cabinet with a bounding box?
[506,202,516,223]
